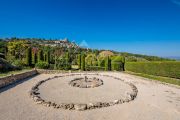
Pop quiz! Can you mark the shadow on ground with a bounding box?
[0,74,38,93]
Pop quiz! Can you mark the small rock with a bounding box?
[33,96,41,102]
[87,103,94,109]
[109,102,115,106]
[68,104,75,110]
[74,104,87,111]
[124,98,130,102]
[36,100,43,104]
[114,100,119,104]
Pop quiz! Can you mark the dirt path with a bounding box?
[0,72,180,120]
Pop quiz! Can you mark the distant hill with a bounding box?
[0,37,175,62]
[110,51,175,62]
[1,37,79,49]
[165,56,180,60]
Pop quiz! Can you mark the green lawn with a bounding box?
[125,71,180,86]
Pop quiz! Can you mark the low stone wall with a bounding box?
[37,69,105,74]
[0,70,38,88]
[29,73,138,111]
[37,69,76,74]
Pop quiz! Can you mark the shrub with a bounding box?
[111,62,123,71]
[54,56,66,70]
[12,59,26,69]
[49,64,55,70]
[86,66,105,71]
[35,62,49,69]
[85,54,97,66]
[6,54,16,64]
[0,58,21,72]
[92,60,98,66]
[98,56,105,67]
[54,55,71,70]
[111,56,125,71]
[125,61,180,79]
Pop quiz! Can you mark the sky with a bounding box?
[0,0,180,57]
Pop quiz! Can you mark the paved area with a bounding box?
[0,72,180,120]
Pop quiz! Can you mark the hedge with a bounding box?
[98,57,105,67]
[35,62,49,69]
[111,62,124,71]
[86,66,105,71]
[125,61,180,79]
[111,56,125,71]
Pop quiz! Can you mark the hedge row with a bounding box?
[111,56,125,71]
[86,66,105,71]
[125,61,180,79]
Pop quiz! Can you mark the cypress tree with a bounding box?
[33,53,37,64]
[78,54,81,69]
[44,54,46,61]
[81,54,85,71]
[105,57,108,71]
[65,52,71,70]
[122,56,125,71]
[26,47,32,66]
[109,57,111,71]
[105,56,111,71]
[38,50,43,62]
[46,51,50,64]
[54,55,57,69]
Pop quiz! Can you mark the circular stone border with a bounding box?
[29,73,138,111]
[69,76,103,88]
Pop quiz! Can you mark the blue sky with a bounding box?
[0,0,180,57]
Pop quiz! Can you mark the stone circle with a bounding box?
[69,76,103,88]
[29,73,138,111]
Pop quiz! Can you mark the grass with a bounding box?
[0,68,33,78]
[125,71,180,86]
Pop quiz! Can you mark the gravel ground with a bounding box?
[0,72,180,120]
[39,74,132,104]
